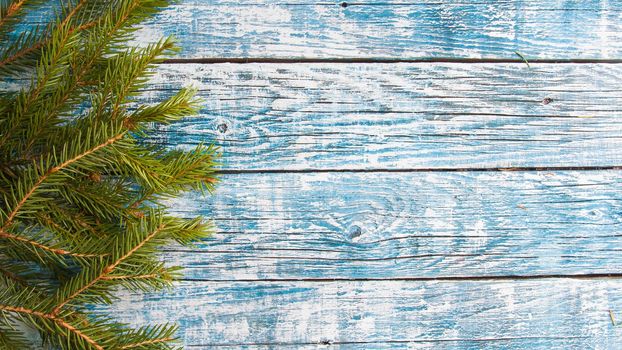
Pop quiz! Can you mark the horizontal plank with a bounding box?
[184,339,621,350]
[100,279,622,347]
[161,170,622,280]
[149,62,622,170]
[127,0,622,60]
[17,1,622,60]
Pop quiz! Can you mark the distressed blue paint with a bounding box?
[134,0,622,59]
[12,1,622,60]
[159,170,622,280]
[99,279,622,347]
[147,63,622,171]
[12,1,622,347]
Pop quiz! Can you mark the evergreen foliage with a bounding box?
[0,1,218,348]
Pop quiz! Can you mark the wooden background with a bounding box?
[93,0,622,348]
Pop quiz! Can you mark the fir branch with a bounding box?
[0,0,26,29]
[0,264,32,291]
[0,325,31,350]
[0,1,219,347]
[19,0,166,156]
[0,229,103,257]
[2,131,127,228]
[130,143,218,209]
[0,31,43,66]
[0,0,46,38]
[0,19,80,152]
[107,37,179,122]
[30,203,106,248]
[0,0,84,68]
[0,265,21,282]
[0,305,104,350]
[51,222,165,315]
[0,258,54,293]
[115,323,179,350]
[100,273,160,281]
[119,336,175,349]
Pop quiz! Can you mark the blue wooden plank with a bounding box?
[160,170,622,280]
[9,1,622,349]
[181,340,622,350]
[130,0,622,59]
[99,279,622,347]
[148,63,622,170]
[14,1,622,59]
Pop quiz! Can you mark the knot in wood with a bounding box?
[348,225,362,239]
[340,2,348,8]
[542,97,553,105]
[217,123,228,134]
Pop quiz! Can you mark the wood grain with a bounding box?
[17,1,622,60]
[15,2,622,347]
[100,279,622,347]
[127,0,622,60]
[148,62,622,171]
[158,170,622,280]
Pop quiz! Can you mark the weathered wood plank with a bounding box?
[128,0,622,60]
[18,1,622,60]
[148,62,622,170]
[161,170,622,280]
[18,0,622,60]
[183,339,619,350]
[101,279,622,347]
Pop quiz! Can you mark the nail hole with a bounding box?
[340,2,348,8]
[542,97,553,105]
[217,123,228,134]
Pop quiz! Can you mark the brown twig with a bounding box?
[101,273,160,281]
[0,304,104,350]
[0,0,26,29]
[51,223,165,315]
[120,337,175,349]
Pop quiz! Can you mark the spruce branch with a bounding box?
[0,228,104,258]
[0,324,32,350]
[0,305,104,350]
[0,1,218,348]
[116,324,178,349]
[0,0,28,29]
[0,0,46,36]
[2,131,126,227]
[18,1,173,156]
[0,0,84,70]
[0,265,23,283]
[52,220,166,315]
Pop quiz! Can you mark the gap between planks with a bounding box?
[162,58,622,64]
[185,336,591,348]
[217,166,622,174]
[180,273,622,283]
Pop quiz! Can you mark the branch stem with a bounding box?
[2,132,126,230]
[0,304,103,350]
[52,223,165,315]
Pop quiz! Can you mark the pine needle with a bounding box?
[0,1,218,348]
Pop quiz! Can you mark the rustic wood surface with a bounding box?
[156,171,622,280]
[101,279,622,347]
[131,0,622,60]
[149,63,622,170]
[87,0,622,348]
